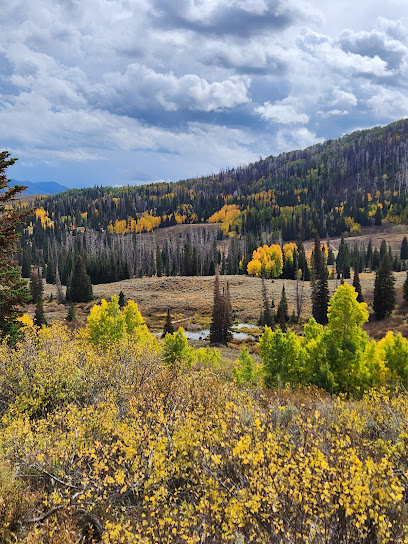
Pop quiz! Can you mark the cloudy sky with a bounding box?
[1,0,408,188]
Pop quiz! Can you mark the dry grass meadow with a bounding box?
[36,222,408,348]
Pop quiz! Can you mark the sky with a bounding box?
[1,0,408,188]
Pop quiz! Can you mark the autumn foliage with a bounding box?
[247,243,283,278]
[2,292,408,542]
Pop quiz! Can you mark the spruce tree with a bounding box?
[401,237,408,261]
[311,234,329,325]
[66,255,93,303]
[21,245,31,278]
[55,265,64,303]
[366,239,373,269]
[276,285,289,331]
[66,303,76,322]
[209,267,233,344]
[209,266,224,344]
[34,297,47,327]
[0,152,31,342]
[46,258,56,284]
[352,264,364,303]
[29,268,43,304]
[156,245,163,277]
[373,253,396,320]
[118,290,126,308]
[374,206,382,226]
[222,283,233,344]
[380,239,387,260]
[162,308,174,337]
[403,272,408,304]
[259,277,274,327]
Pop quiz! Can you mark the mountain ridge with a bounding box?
[10,179,68,195]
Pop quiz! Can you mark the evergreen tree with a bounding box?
[366,239,373,269]
[209,267,233,344]
[276,285,289,331]
[352,264,364,303]
[336,235,351,279]
[46,258,56,284]
[311,233,329,325]
[259,277,274,328]
[156,245,163,277]
[403,272,408,304]
[21,245,31,278]
[162,308,174,337]
[372,248,380,270]
[327,246,335,265]
[118,290,126,308]
[0,152,31,342]
[222,283,233,344]
[66,255,93,303]
[29,268,43,304]
[55,265,64,303]
[209,266,224,344]
[373,253,396,320]
[380,239,387,260]
[66,303,76,322]
[401,237,408,260]
[374,206,382,226]
[34,297,47,327]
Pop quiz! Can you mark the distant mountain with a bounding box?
[10,179,68,195]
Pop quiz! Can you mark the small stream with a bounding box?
[183,323,258,341]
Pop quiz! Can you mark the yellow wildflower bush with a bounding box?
[1,297,408,542]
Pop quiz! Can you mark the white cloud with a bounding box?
[99,65,251,112]
[275,126,323,151]
[254,99,309,124]
[1,0,408,185]
[365,85,408,119]
[331,88,358,107]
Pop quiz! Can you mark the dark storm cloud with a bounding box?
[149,0,303,37]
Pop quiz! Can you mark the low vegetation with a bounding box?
[1,289,408,542]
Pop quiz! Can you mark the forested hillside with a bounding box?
[19,118,408,281]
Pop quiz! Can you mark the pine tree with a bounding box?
[375,206,382,226]
[401,237,408,260]
[21,245,31,278]
[352,264,364,303]
[327,246,335,265]
[209,266,224,344]
[34,297,47,327]
[156,245,163,277]
[373,253,396,320]
[0,152,31,342]
[366,239,373,269]
[311,233,329,325]
[222,283,233,344]
[162,308,174,337]
[46,258,56,284]
[276,285,289,331]
[259,277,274,327]
[118,290,126,308]
[66,255,93,303]
[403,272,408,304]
[380,239,387,260]
[55,265,64,303]
[336,235,350,279]
[209,267,233,344]
[29,268,43,304]
[66,303,76,322]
